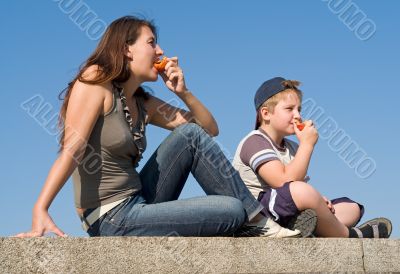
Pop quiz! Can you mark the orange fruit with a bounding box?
[154,56,168,72]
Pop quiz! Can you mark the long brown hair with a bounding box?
[58,16,156,150]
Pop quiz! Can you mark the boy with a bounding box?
[233,77,391,238]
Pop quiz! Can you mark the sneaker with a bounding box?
[234,217,301,238]
[287,209,318,238]
[353,217,392,238]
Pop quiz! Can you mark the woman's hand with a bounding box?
[160,57,188,95]
[15,208,67,238]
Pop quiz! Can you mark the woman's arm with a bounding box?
[145,93,219,136]
[146,57,219,136]
[16,78,107,237]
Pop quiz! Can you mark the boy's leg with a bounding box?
[289,181,390,238]
[257,184,317,237]
[331,197,364,227]
[139,123,262,220]
[354,217,392,238]
[289,181,349,237]
[286,209,318,238]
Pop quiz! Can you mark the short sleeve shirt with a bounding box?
[232,128,309,198]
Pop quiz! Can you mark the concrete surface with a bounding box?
[0,237,399,273]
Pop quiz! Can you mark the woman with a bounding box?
[17,16,301,237]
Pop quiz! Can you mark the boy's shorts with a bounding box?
[258,182,365,227]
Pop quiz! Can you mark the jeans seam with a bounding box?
[103,219,235,229]
[193,141,258,215]
[196,151,227,194]
[197,149,261,220]
[153,144,192,199]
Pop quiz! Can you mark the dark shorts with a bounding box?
[258,182,365,227]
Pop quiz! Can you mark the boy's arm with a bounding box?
[257,144,314,188]
[257,121,318,188]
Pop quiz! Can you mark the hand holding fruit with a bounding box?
[294,119,319,146]
[154,56,187,94]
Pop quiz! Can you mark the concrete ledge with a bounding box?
[1,237,399,273]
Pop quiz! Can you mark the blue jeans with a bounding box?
[86,123,263,236]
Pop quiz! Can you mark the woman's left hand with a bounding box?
[160,57,188,95]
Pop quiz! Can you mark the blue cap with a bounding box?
[254,77,287,110]
[254,77,287,129]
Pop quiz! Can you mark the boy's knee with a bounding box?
[342,202,361,215]
[290,181,316,194]
[289,181,322,209]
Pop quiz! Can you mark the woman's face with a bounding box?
[127,26,164,83]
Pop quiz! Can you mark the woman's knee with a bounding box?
[158,123,204,153]
[174,123,203,136]
[172,123,214,150]
[168,123,202,146]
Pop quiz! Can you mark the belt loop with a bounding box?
[80,215,91,232]
[80,197,128,233]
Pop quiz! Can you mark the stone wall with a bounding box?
[1,237,399,273]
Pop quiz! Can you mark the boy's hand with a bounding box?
[294,120,319,147]
[323,196,335,214]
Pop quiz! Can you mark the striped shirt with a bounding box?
[233,128,309,198]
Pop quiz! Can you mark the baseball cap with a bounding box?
[254,77,287,129]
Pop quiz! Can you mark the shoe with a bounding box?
[287,209,318,238]
[354,217,392,238]
[234,217,301,238]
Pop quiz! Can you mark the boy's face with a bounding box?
[264,92,302,136]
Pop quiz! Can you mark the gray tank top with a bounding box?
[72,85,148,208]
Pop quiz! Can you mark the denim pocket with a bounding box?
[104,198,131,225]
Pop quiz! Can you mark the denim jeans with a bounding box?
[86,123,263,236]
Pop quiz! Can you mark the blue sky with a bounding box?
[1,0,399,238]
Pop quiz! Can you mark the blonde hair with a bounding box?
[257,80,303,125]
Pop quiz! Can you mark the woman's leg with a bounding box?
[90,124,298,237]
[139,123,263,221]
[96,195,246,236]
[289,181,349,237]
